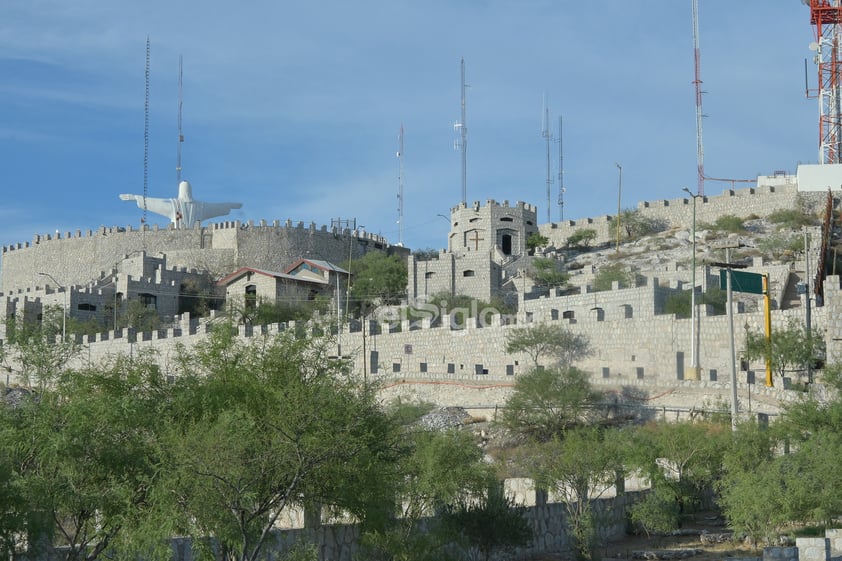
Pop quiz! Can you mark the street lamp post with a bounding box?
[682,187,701,380]
[38,272,66,342]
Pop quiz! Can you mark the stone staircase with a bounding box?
[780,271,804,310]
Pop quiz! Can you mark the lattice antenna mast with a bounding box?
[397,124,405,246]
[557,115,565,222]
[176,55,184,184]
[541,97,553,223]
[692,0,705,195]
[454,58,468,204]
[805,0,842,164]
[143,36,150,225]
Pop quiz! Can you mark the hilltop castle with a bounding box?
[2,168,842,421]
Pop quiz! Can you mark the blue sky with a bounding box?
[0,1,817,256]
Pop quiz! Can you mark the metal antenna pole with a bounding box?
[454,58,468,204]
[177,55,184,185]
[692,0,706,195]
[397,125,405,246]
[143,37,150,225]
[558,115,565,222]
[542,98,552,223]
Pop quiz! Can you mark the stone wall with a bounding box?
[538,179,827,249]
[1,220,399,296]
[24,489,640,561]
[8,268,825,420]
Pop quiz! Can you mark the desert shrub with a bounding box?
[767,208,816,230]
[701,214,745,233]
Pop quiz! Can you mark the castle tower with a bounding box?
[447,199,539,259]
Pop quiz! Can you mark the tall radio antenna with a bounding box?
[542,96,553,223]
[692,0,705,195]
[397,124,405,246]
[143,36,150,225]
[176,55,184,184]
[803,0,842,164]
[557,115,565,222]
[454,58,468,204]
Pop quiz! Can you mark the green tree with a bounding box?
[567,229,597,248]
[525,427,624,560]
[347,252,408,313]
[592,264,632,292]
[499,366,600,442]
[624,421,730,532]
[743,318,825,380]
[0,404,35,560]
[360,428,493,561]
[140,326,400,561]
[8,354,165,561]
[412,248,440,261]
[620,208,665,241]
[4,306,80,390]
[526,233,550,253]
[528,258,569,291]
[441,482,532,561]
[505,323,591,367]
[716,420,786,545]
[121,299,161,332]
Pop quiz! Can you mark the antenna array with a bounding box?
[177,55,184,184]
[557,115,565,222]
[692,0,705,195]
[143,37,150,226]
[454,58,468,204]
[803,0,842,164]
[397,125,405,246]
[541,98,553,224]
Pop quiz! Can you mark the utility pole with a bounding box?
[683,188,701,380]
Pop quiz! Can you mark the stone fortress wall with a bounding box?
[3,174,840,420]
[1,219,400,296]
[538,173,814,248]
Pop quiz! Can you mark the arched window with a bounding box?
[245,285,257,311]
[501,234,512,255]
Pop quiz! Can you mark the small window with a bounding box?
[500,216,514,222]
[447,363,455,374]
[139,293,157,310]
[392,362,401,373]
[420,362,428,373]
[425,272,434,279]
[562,310,575,319]
[78,303,97,312]
[506,365,514,376]
[469,217,481,223]
[463,270,475,277]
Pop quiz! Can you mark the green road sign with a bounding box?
[719,269,764,295]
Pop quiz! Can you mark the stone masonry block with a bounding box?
[796,537,829,561]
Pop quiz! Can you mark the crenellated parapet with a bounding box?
[538,179,822,249]
[0,218,401,296]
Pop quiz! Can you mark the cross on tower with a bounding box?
[469,230,484,251]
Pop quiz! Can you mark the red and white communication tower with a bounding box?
[804,0,842,164]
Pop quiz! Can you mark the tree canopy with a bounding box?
[505,323,591,367]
